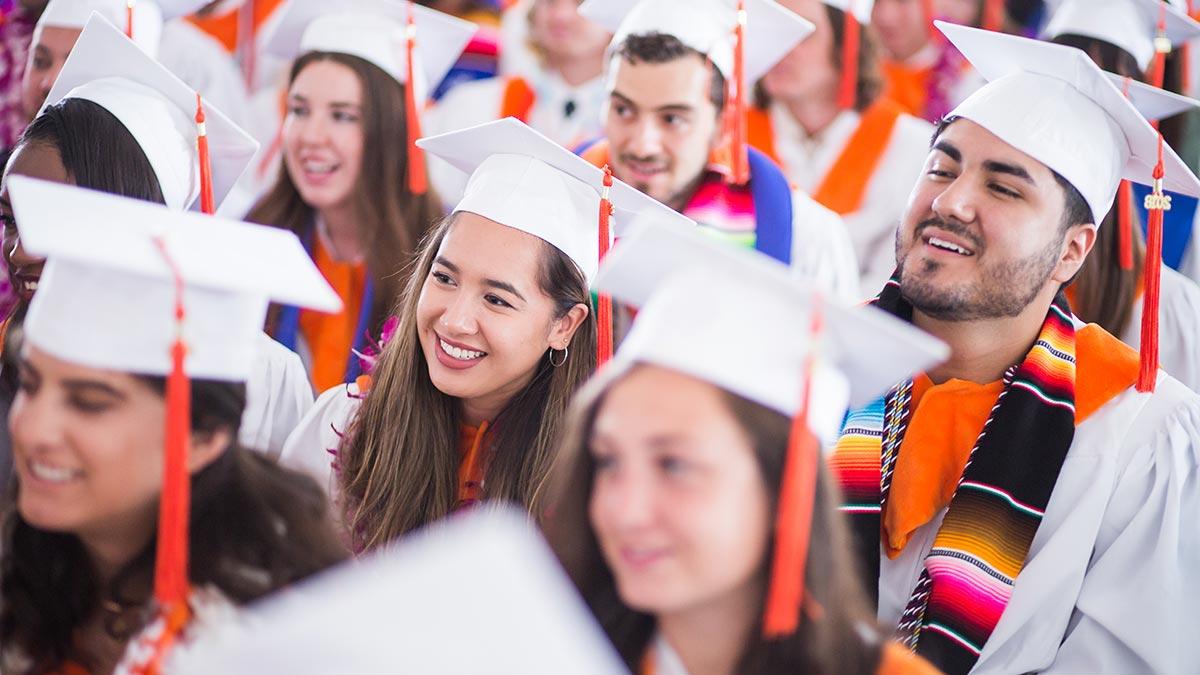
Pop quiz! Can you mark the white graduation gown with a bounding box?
[877,369,1200,674]
[156,20,252,132]
[787,191,863,303]
[424,71,607,210]
[241,333,314,458]
[1121,266,1200,392]
[278,381,362,497]
[767,103,934,294]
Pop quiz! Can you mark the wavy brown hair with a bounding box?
[247,51,443,336]
[541,364,885,675]
[337,214,598,552]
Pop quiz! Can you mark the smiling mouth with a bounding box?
[439,338,486,362]
[924,235,976,257]
[300,159,340,176]
[27,457,83,484]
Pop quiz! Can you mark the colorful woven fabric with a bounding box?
[829,277,1077,674]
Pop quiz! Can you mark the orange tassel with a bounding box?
[194,95,215,215]
[837,12,860,110]
[726,0,750,186]
[1138,135,1169,393]
[763,301,823,637]
[1118,180,1135,271]
[126,0,134,39]
[983,0,1004,31]
[1149,3,1170,89]
[150,237,192,646]
[404,2,428,195]
[596,166,614,366]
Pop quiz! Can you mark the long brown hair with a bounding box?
[247,51,443,334]
[337,215,598,552]
[0,377,348,674]
[541,364,884,675]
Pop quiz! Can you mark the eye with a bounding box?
[67,394,114,415]
[989,183,1020,199]
[31,55,50,71]
[613,102,633,119]
[16,373,37,395]
[657,454,688,475]
[332,110,360,123]
[926,168,955,180]
[663,113,685,128]
[592,450,617,474]
[484,293,514,309]
[286,103,309,118]
[430,270,456,286]
[0,213,15,231]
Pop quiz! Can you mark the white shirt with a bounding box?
[768,103,934,294]
[242,333,314,458]
[878,368,1200,673]
[1121,266,1200,392]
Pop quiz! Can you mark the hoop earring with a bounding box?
[549,346,569,367]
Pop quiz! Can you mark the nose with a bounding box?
[6,228,43,271]
[594,463,657,534]
[930,174,978,226]
[9,387,65,459]
[437,291,480,337]
[628,118,664,158]
[295,113,330,148]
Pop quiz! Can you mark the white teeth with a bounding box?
[29,459,81,484]
[22,280,37,292]
[928,237,973,256]
[440,339,484,361]
[302,161,336,174]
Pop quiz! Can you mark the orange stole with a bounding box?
[187,0,283,53]
[879,60,931,118]
[299,238,367,392]
[499,76,536,123]
[640,641,937,674]
[458,421,490,504]
[882,323,1141,556]
[747,100,904,215]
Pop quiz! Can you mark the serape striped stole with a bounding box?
[829,283,1077,674]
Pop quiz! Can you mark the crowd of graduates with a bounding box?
[0,0,1198,673]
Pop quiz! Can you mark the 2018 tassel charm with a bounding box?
[1138,135,1170,393]
[597,165,615,366]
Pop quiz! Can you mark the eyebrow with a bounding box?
[434,256,528,303]
[933,140,1037,186]
[610,91,695,116]
[288,94,362,110]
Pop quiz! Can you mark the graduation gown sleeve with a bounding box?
[278,381,363,497]
[789,191,863,303]
[240,332,314,458]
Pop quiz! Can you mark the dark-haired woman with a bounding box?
[753,0,935,293]
[280,119,679,552]
[0,179,347,675]
[1047,0,1200,390]
[542,219,944,675]
[0,17,314,463]
[249,0,474,391]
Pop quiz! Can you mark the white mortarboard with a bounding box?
[823,0,873,24]
[1043,0,1200,73]
[262,0,477,104]
[1105,70,1200,121]
[595,216,949,443]
[36,0,163,56]
[41,15,258,212]
[152,0,227,21]
[169,507,627,674]
[7,177,341,381]
[416,118,689,283]
[940,20,1200,225]
[579,0,816,84]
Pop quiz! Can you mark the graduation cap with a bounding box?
[939,20,1200,391]
[9,176,341,381]
[262,0,476,194]
[580,0,815,184]
[168,507,627,674]
[41,15,259,211]
[1043,0,1200,80]
[417,118,691,365]
[36,0,164,55]
[594,214,948,638]
[7,176,340,670]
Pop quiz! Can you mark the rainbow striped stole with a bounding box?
[829,284,1077,674]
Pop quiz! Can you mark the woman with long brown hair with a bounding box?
[250,0,476,391]
[0,180,348,675]
[1046,0,1200,390]
[280,118,675,552]
[542,219,947,675]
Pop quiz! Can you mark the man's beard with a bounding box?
[895,217,1062,321]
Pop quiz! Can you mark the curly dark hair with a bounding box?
[613,32,728,114]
